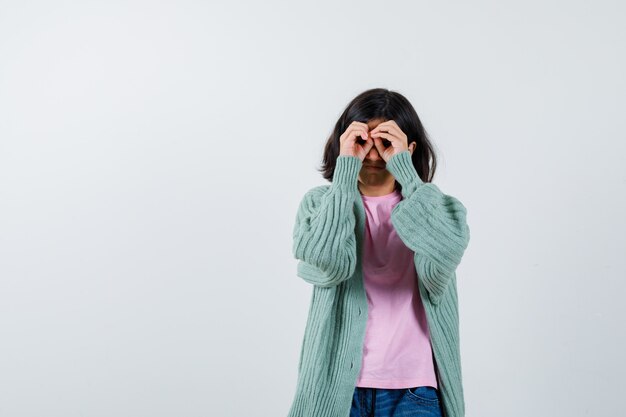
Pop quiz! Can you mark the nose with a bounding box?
[365,146,383,162]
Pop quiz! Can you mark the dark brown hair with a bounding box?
[319,88,438,192]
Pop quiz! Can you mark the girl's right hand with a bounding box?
[339,121,374,161]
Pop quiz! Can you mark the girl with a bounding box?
[287,88,470,417]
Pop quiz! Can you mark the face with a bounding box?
[358,118,395,186]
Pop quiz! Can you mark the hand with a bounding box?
[369,120,411,162]
[338,121,375,161]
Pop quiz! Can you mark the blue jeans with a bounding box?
[350,386,443,417]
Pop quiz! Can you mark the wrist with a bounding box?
[331,155,362,193]
[386,151,423,196]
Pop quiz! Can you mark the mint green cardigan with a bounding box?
[287,150,471,417]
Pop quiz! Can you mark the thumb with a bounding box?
[373,137,386,155]
[362,137,375,154]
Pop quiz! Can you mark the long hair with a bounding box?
[319,88,438,192]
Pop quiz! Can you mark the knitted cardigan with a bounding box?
[287,150,471,417]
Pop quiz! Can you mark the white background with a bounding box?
[1,1,625,416]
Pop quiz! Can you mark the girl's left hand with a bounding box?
[369,120,411,162]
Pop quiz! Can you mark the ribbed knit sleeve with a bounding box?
[386,150,470,304]
[292,155,362,288]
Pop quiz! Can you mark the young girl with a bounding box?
[287,88,470,417]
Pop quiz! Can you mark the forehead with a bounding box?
[366,118,387,129]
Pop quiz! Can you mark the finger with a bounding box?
[341,125,369,146]
[348,121,370,138]
[375,120,399,130]
[349,121,370,128]
[354,127,369,141]
[355,138,373,159]
[373,132,402,154]
[369,120,391,134]
[362,138,375,153]
[369,131,394,142]
[371,122,400,137]
[371,137,382,153]
[371,129,405,148]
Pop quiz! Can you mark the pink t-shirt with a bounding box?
[355,188,438,389]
